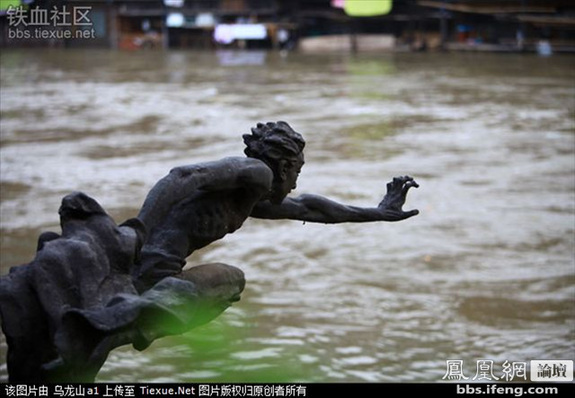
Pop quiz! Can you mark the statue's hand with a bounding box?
[378,176,419,221]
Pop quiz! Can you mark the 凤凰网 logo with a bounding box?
[442,359,574,382]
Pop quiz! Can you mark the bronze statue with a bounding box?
[0,121,418,382]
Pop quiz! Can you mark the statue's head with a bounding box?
[243,121,305,204]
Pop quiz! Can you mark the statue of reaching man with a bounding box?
[133,121,419,291]
[0,121,419,383]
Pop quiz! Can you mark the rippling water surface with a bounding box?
[1,49,574,382]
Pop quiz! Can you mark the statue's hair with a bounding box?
[243,121,305,163]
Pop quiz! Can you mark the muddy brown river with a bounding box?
[0,49,573,382]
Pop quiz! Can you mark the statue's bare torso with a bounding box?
[134,157,272,288]
[146,185,260,253]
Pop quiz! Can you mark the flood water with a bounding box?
[1,49,574,382]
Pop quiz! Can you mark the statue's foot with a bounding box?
[176,262,246,304]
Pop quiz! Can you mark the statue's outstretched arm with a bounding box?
[251,176,419,223]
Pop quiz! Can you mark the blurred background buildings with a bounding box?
[1,1,574,53]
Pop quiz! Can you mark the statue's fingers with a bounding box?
[392,177,405,189]
[402,180,419,195]
[403,176,417,186]
[398,176,414,187]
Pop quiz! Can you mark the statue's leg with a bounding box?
[135,263,246,343]
[176,263,246,304]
